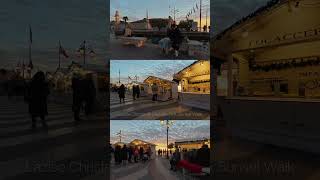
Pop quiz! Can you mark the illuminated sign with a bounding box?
[249,27,320,48]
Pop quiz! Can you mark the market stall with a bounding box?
[129,139,157,159]
[212,0,320,153]
[175,138,210,151]
[173,60,210,110]
[143,76,178,101]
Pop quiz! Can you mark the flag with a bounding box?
[193,7,195,13]
[196,4,198,9]
[59,44,69,58]
[128,76,131,80]
[29,25,32,44]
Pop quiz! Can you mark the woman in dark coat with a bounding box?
[118,84,125,103]
[27,71,49,129]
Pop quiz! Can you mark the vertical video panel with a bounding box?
[0,0,108,179]
[109,0,210,60]
[109,120,210,180]
[109,60,210,120]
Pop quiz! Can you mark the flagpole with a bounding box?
[200,0,202,32]
[58,40,61,70]
[83,40,86,65]
[118,69,120,84]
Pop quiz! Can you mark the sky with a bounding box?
[110,120,210,149]
[212,0,271,35]
[110,0,210,26]
[110,60,196,84]
[0,0,107,71]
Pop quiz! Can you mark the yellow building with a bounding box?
[175,138,210,151]
[212,0,320,154]
[173,60,210,111]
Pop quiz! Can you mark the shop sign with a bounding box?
[249,27,320,48]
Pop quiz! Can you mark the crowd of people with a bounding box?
[111,145,153,165]
[157,145,211,172]
[115,83,159,103]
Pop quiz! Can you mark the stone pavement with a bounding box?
[110,92,210,120]
[0,96,107,180]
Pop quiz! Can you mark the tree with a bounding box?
[123,16,129,28]
[178,20,193,31]
[167,143,174,149]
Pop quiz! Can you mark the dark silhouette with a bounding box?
[196,144,210,167]
[114,145,121,165]
[84,74,96,115]
[170,148,181,171]
[121,145,128,165]
[26,71,49,130]
[72,75,84,123]
[168,24,182,57]
[151,83,158,101]
[136,85,140,98]
[132,85,137,100]
[118,84,126,103]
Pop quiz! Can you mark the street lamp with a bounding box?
[160,120,174,159]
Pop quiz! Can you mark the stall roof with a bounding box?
[213,0,286,40]
[129,139,157,146]
[175,137,210,144]
[144,76,176,84]
[173,60,210,80]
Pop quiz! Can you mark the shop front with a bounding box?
[143,76,178,101]
[175,138,211,151]
[212,0,320,153]
[173,60,210,110]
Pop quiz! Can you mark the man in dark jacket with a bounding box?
[27,71,50,130]
[72,75,84,123]
[168,24,182,57]
[196,144,210,167]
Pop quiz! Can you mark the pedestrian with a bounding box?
[170,149,172,156]
[139,147,144,161]
[168,24,182,57]
[84,74,96,116]
[196,144,210,167]
[147,147,152,160]
[128,146,133,163]
[121,145,128,165]
[132,85,136,100]
[136,84,140,99]
[170,148,181,171]
[134,146,139,163]
[151,83,158,101]
[26,71,49,130]
[114,145,121,165]
[158,149,161,156]
[72,74,84,124]
[118,84,126,103]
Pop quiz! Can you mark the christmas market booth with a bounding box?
[143,76,178,101]
[173,60,210,110]
[212,0,320,153]
[175,137,210,151]
[129,139,157,159]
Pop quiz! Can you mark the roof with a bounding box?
[214,0,286,40]
[129,139,157,146]
[173,60,210,79]
[175,137,210,144]
[144,76,176,84]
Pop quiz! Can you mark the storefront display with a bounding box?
[174,60,210,110]
[143,76,178,101]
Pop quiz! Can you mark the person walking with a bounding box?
[136,84,140,99]
[84,74,96,116]
[118,84,126,103]
[139,147,144,161]
[128,146,133,163]
[26,71,50,130]
[132,85,137,100]
[134,146,139,163]
[151,83,158,101]
[121,145,128,166]
[72,74,84,124]
[168,24,182,57]
[114,145,121,165]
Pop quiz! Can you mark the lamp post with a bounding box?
[160,120,174,159]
